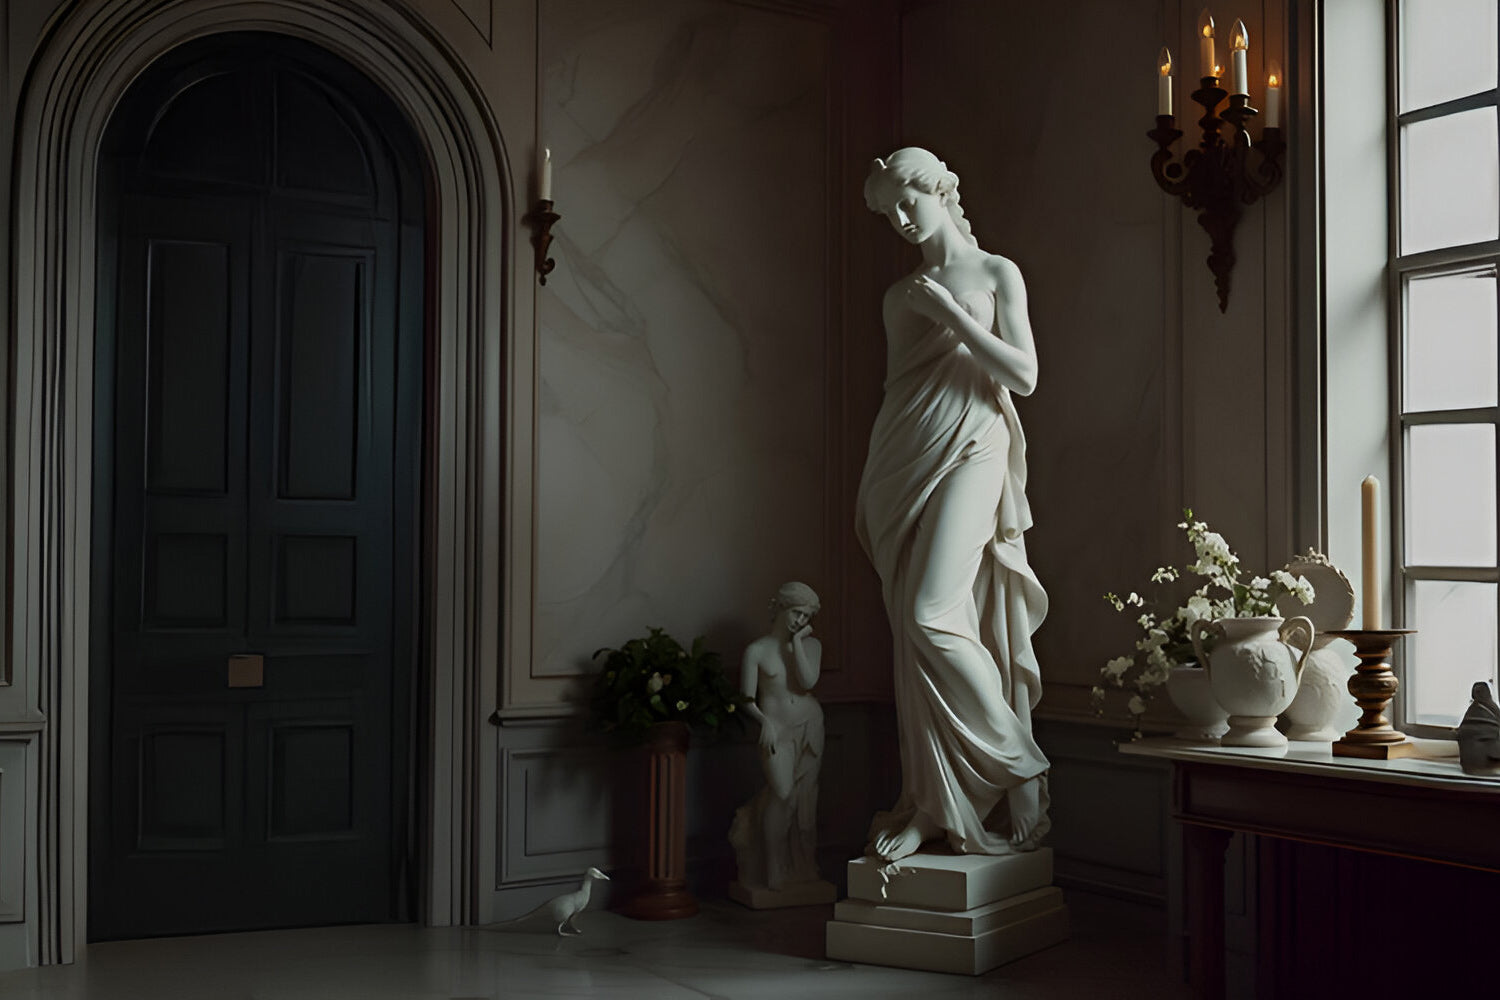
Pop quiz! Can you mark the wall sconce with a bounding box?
[1149,12,1285,313]
[530,146,560,284]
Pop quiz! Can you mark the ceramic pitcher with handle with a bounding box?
[1191,616,1315,747]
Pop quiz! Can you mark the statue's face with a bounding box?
[874,181,945,244]
[783,606,813,633]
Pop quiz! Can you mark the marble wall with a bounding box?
[533,0,834,680]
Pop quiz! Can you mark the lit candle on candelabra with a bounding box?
[1361,475,1382,629]
[1158,47,1173,116]
[1229,19,1249,96]
[1198,10,1217,79]
[1264,61,1282,127]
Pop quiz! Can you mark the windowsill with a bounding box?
[1118,734,1498,791]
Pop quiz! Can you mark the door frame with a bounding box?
[9,0,529,962]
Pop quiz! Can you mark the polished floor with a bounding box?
[0,889,1188,999]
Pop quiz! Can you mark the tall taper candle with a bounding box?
[1198,10,1217,79]
[1229,20,1249,96]
[1264,62,1282,127]
[1158,47,1174,115]
[539,146,553,202]
[1361,475,1381,629]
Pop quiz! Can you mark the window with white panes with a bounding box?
[1393,0,1500,730]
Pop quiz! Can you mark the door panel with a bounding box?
[91,35,422,941]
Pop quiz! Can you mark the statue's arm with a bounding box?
[987,256,1039,397]
[740,646,766,723]
[789,632,821,691]
[907,259,1037,396]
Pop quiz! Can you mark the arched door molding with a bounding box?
[10,0,518,961]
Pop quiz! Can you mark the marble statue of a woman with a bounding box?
[728,582,830,902]
[857,147,1050,864]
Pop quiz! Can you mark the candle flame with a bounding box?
[1198,8,1215,38]
[1267,59,1283,88]
[1159,47,1173,76]
[1268,73,1280,87]
[1231,19,1249,51]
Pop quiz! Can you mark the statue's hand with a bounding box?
[791,624,813,643]
[906,275,964,326]
[759,720,781,754]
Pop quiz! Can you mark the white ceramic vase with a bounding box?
[1282,634,1358,742]
[1164,663,1228,743]
[1191,616,1314,748]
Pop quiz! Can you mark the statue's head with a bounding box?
[769,581,820,633]
[864,147,977,248]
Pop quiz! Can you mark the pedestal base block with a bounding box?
[826,900,1069,976]
[845,848,1053,910]
[728,879,837,909]
[835,885,1062,936]
[1333,737,1419,760]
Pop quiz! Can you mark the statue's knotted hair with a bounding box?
[769,580,820,617]
[864,147,978,248]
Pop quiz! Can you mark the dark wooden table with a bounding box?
[1120,739,1500,999]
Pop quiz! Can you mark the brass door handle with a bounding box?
[227,654,264,688]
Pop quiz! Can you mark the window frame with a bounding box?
[1387,0,1500,736]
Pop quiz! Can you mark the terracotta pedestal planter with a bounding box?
[618,721,698,920]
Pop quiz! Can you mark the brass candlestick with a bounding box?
[1326,629,1418,759]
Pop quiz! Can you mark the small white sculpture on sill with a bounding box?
[729,582,836,908]
[857,147,1050,863]
[1457,681,1500,777]
[485,867,609,936]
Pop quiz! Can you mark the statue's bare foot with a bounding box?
[1007,778,1044,850]
[872,810,940,862]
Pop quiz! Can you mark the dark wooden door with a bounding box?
[90,35,424,940]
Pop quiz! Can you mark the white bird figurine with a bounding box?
[487,867,610,936]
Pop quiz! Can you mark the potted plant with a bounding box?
[1093,510,1316,739]
[590,627,743,919]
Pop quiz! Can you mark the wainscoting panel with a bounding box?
[1035,719,1172,902]
[0,735,38,970]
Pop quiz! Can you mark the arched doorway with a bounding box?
[88,32,425,939]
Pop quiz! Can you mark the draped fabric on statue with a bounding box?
[856,287,1050,855]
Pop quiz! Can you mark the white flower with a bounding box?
[1127,694,1147,716]
[1090,685,1106,701]
[1250,576,1272,592]
[1151,566,1181,583]
[675,700,688,711]
[1126,592,1144,607]
[1136,613,1155,630]
[1103,655,1134,680]
[647,672,664,693]
[1184,594,1214,625]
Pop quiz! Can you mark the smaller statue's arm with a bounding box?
[740,647,766,724]
[789,632,821,692]
[741,646,779,751]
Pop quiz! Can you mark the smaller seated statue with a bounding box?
[728,582,836,907]
[1457,681,1500,777]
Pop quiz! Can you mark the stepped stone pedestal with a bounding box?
[825,848,1069,976]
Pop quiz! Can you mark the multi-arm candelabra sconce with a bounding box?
[1149,13,1285,313]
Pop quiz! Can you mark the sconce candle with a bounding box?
[1198,9,1217,78]
[1158,47,1173,116]
[1264,62,1282,127]
[1361,476,1382,630]
[539,146,553,202]
[1229,19,1249,96]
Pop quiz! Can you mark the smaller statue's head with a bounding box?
[769,580,820,634]
[864,147,977,248]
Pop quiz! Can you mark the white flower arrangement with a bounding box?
[1093,509,1316,735]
